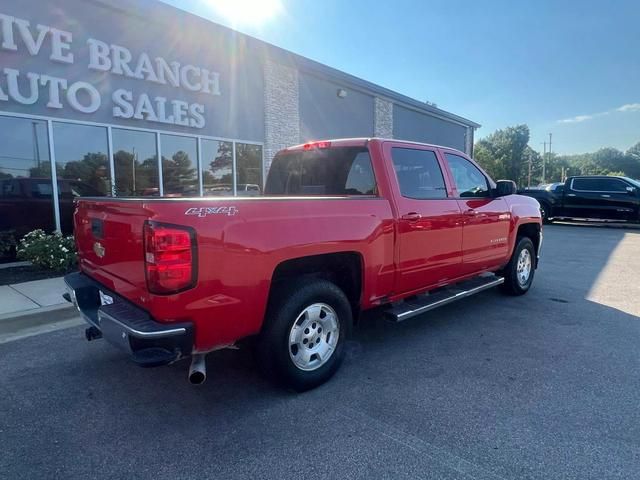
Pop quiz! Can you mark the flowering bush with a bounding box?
[17,229,77,271]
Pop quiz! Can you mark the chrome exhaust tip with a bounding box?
[188,354,206,385]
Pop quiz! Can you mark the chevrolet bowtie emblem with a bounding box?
[93,241,105,258]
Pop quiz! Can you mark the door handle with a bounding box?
[464,209,477,216]
[601,194,611,198]
[401,212,422,222]
[567,193,576,197]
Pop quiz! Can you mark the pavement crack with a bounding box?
[337,407,508,480]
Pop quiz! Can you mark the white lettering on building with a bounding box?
[0,11,222,129]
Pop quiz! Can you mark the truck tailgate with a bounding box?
[74,199,151,296]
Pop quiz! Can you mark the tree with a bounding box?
[474,125,530,186]
[235,143,262,186]
[162,151,197,195]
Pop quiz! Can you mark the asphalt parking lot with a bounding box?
[1,224,640,480]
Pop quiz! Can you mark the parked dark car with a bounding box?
[520,175,640,223]
[0,177,103,240]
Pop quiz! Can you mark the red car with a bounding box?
[65,138,542,390]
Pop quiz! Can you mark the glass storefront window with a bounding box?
[0,116,53,256]
[236,143,263,196]
[52,122,110,233]
[201,139,233,196]
[112,129,160,197]
[160,134,198,196]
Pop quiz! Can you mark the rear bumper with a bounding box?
[64,272,194,367]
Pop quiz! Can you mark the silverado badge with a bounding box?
[93,241,105,258]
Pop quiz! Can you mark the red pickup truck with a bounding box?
[64,138,542,391]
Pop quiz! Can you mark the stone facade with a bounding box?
[374,97,393,138]
[263,59,300,171]
[465,126,474,155]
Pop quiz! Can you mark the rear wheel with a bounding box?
[256,279,352,391]
[500,237,536,296]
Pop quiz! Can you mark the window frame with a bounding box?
[265,147,379,197]
[570,177,631,194]
[0,110,264,232]
[390,146,449,200]
[441,150,493,199]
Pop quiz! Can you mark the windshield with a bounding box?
[265,147,377,196]
[624,177,640,188]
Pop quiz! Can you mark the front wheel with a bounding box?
[500,237,536,296]
[539,202,553,224]
[256,279,352,391]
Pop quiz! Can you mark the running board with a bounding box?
[384,274,504,322]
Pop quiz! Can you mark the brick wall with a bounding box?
[263,59,300,171]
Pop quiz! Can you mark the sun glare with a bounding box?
[204,0,283,26]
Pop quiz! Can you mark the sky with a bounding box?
[161,0,640,155]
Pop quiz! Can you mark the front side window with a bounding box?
[445,153,490,198]
[391,148,447,199]
[265,147,376,196]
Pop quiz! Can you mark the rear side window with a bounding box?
[445,153,490,198]
[572,178,628,192]
[391,148,447,199]
[265,147,377,196]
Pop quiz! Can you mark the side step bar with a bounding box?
[384,274,504,322]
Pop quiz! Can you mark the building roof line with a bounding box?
[98,0,481,129]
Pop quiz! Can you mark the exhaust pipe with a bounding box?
[188,354,206,385]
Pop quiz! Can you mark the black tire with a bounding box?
[539,201,553,224]
[500,236,536,296]
[256,279,352,391]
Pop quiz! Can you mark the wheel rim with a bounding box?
[289,303,340,372]
[516,248,532,287]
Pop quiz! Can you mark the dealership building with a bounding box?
[0,0,479,240]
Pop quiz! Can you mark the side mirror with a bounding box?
[495,180,517,197]
[626,186,636,195]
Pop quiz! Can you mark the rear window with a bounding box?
[265,147,377,196]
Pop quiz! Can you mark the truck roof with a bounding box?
[284,137,467,155]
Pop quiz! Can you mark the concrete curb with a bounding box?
[0,303,82,343]
[552,221,640,230]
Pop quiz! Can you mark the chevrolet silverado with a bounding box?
[64,138,542,391]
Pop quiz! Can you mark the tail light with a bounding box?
[144,222,197,294]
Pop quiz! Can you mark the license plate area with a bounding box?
[99,290,114,306]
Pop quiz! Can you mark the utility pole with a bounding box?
[541,141,547,184]
[548,133,552,182]
[132,147,137,194]
[32,121,41,171]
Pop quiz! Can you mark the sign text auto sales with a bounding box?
[0,12,221,129]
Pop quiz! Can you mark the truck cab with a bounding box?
[523,175,640,223]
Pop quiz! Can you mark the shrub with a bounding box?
[17,229,77,271]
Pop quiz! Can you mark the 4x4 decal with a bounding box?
[185,206,238,217]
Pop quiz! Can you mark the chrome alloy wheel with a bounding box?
[289,303,340,371]
[516,248,533,287]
